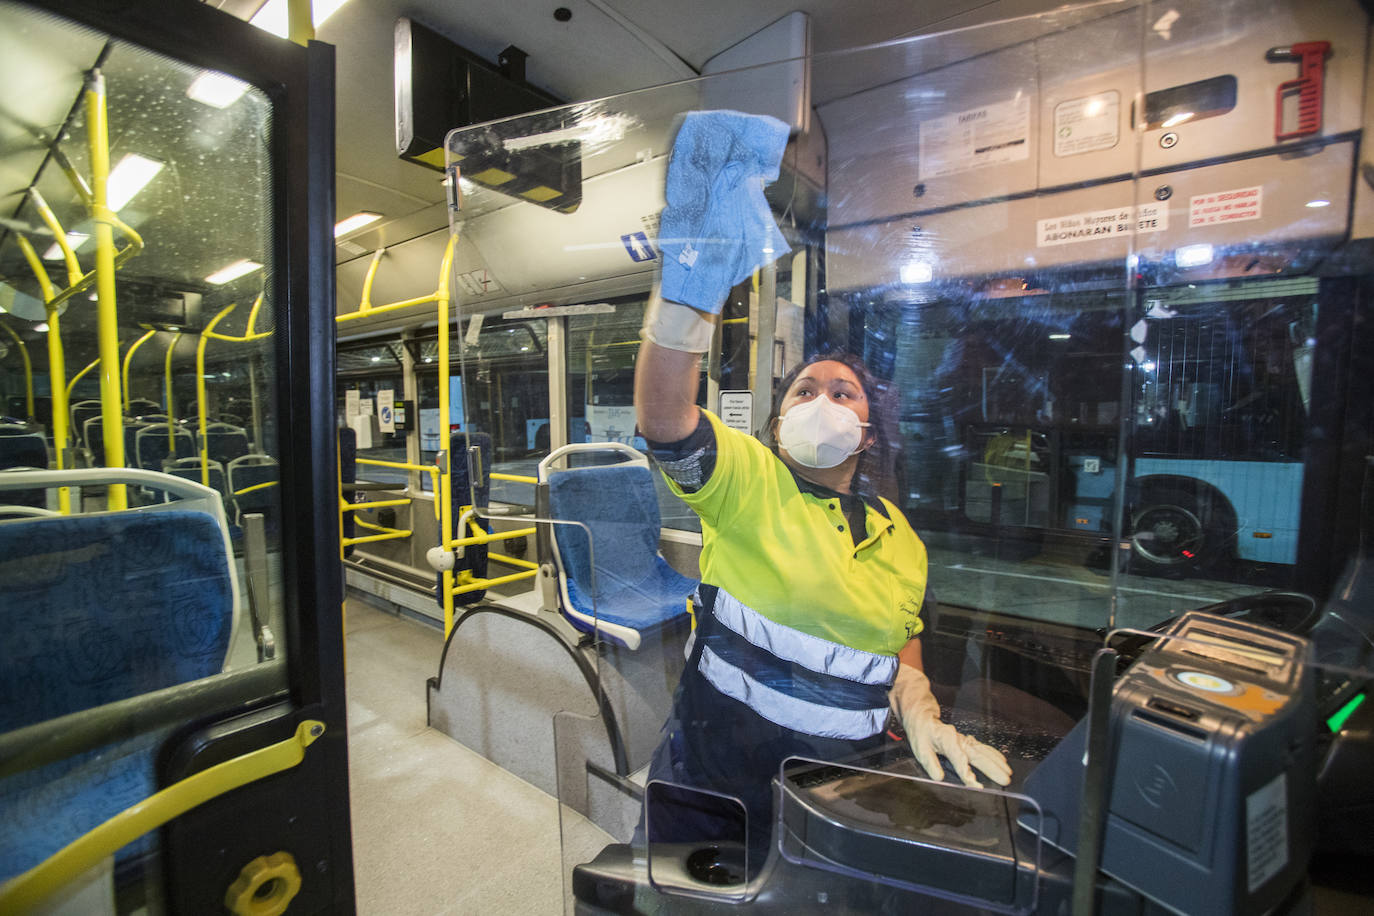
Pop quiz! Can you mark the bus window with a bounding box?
[418,318,548,501]
[338,341,407,486]
[568,298,706,534]
[883,275,1326,631]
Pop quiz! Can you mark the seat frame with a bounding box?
[537,442,690,651]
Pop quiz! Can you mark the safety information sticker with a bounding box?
[719,391,753,434]
[1036,203,1169,247]
[1053,91,1120,156]
[1246,772,1288,892]
[1190,186,1262,227]
[919,96,1030,179]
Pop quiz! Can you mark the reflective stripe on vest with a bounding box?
[698,645,891,740]
[713,589,899,686]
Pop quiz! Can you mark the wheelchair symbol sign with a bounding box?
[621,232,657,262]
[380,406,392,424]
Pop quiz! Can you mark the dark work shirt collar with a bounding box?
[783,462,891,520]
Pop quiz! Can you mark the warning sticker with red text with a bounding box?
[1189,186,1262,227]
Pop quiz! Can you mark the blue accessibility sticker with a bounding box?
[621,232,657,262]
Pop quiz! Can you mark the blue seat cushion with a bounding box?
[0,509,233,731]
[0,509,234,880]
[549,464,695,644]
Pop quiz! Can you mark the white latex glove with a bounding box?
[641,292,716,354]
[888,663,1013,788]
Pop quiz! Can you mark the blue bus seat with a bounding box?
[0,468,238,882]
[165,457,229,511]
[70,400,101,450]
[539,443,695,650]
[135,423,196,473]
[126,398,161,417]
[227,454,279,532]
[0,424,48,508]
[203,422,250,466]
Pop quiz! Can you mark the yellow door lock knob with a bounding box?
[224,851,302,916]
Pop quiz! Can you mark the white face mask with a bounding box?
[777,395,870,469]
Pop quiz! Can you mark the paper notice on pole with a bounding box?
[465,312,484,348]
[720,391,753,434]
[358,398,373,417]
[1036,202,1169,247]
[1053,91,1120,156]
[350,414,373,450]
[919,96,1030,179]
[345,388,360,419]
[1189,186,1262,227]
[377,389,395,434]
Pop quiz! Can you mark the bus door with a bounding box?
[0,1,349,912]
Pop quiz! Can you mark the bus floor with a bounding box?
[344,596,614,915]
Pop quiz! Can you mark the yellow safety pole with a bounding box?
[86,71,126,507]
[66,357,99,401]
[0,323,35,422]
[359,248,385,313]
[121,328,157,413]
[28,188,82,289]
[164,331,182,450]
[15,234,70,513]
[288,0,314,45]
[197,304,236,486]
[436,234,457,637]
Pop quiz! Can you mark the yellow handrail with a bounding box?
[0,323,34,421]
[25,188,143,315]
[489,472,537,484]
[354,458,441,516]
[352,516,411,536]
[446,524,538,551]
[233,480,279,497]
[287,0,313,45]
[358,247,385,313]
[343,497,410,511]
[87,71,126,509]
[453,567,538,596]
[334,292,442,324]
[333,231,461,632]
[0,720,324,914]
[196,304,237,486]
[164,331,182,452]
[121,328,157,412]
[65,357,99,401]
[27,188,82,289]
[340,530,409,543]
[15,233,70,513]
[196,296,271,486]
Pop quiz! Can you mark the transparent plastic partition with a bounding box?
[441,0,1374,911]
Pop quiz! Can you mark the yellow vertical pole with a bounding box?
[164,331,182,450]
[86,71,125,507]
[287,0,314,45]
[15,235,69,513]
[198,305,236,486]
[437,234,457,637]
[121,329,157,412]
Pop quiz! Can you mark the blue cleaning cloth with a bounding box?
[658,110,791,314]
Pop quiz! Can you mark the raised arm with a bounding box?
[634,294,714,443]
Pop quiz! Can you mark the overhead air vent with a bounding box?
[394,18,582,213]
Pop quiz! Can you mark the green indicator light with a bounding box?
[1327,692,1366,733]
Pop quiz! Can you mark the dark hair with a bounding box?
[765,351,901,502]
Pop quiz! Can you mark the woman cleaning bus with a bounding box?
[633,109,1010,865]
